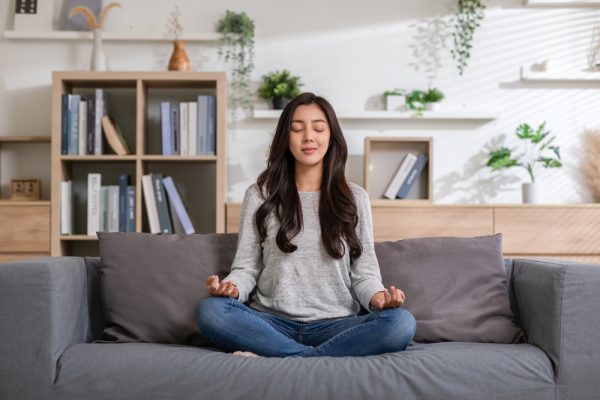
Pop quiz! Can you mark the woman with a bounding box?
[196,92,416,357]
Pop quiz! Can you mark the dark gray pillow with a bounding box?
[98,232,238,345]
[375,233,525,344]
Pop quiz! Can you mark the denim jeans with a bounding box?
[196,297,416,357]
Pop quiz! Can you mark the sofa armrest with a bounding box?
[512,258,600,399]
[0,257,89,400]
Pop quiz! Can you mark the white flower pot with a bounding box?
[522,182,541,204]
[91,29,107,71]
[386,95,405,111]
[425,102,441,111]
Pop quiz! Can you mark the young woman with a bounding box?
[196,92,416,357]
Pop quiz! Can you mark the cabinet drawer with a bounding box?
[372,207,494,242]
[0,206,50,253]
[496,207,600,254]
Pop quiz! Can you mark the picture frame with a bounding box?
[10,178,41,201]
[13,0,54,32]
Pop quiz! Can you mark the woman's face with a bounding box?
[288,104,331,169]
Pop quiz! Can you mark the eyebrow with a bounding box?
[291,119,327,124]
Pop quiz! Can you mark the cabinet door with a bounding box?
[0,206,50,253]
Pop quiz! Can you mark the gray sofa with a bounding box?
[1,255,599,400]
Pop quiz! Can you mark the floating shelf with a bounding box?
[524,0,600,7]
[519,68,600,83]
[3,30,221,42]
[253,109,497,121]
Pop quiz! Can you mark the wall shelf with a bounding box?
[524,0,600,7]
[252,109,496,121]
[3,30,221,42]
[520,69,600,83]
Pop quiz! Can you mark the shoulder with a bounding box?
[348,182,370,206]
[243,183,267,205]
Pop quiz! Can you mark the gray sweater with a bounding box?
[225,182,385,322]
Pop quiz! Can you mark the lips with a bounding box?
[302,148,317,154]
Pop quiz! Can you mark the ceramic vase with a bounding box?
[91,29,107,71]
[522,182,541,204]
[168,40,191,71]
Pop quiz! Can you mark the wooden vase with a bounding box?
[168,40,190,71]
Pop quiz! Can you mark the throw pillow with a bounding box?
[374,233,525,343]
[98,232,238,345]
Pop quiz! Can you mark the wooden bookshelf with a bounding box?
[364,137,433,202]
[51,71,227,256]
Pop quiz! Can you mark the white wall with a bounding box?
[1,0,598,203]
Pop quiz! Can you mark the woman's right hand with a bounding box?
[207,275,239,299]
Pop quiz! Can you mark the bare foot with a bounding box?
[232,351,259,357]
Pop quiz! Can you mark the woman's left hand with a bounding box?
[369,286,405,310]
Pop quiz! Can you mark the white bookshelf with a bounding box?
[253,109,497,121]
[3,30,221,42]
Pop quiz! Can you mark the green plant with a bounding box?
[487,122,562,183]
[404,88,445,115]
[423,87,444,103]
[383,88,405,97]
[257,70,303,101]
[216,10,255,116]
[451,0,486,75]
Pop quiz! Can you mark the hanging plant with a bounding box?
[451,0,486,75]
[216,10,255,120]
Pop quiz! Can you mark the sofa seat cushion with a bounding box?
[54,342,554,400]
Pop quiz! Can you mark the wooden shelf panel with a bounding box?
[60,155,137,161]
[0,200,50,206]
[60,235,98,241]
[141,155,217,162]
[4,30,221,42]
[253,109,497,121]
[0,136,51,143]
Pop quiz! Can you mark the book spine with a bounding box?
[188,101,198,156]
[94,88,104,155]
[60,180,72,235]
[99,186,108,233]
[61,94,69,155]
[141,174,160,234]
[171,105,179,155]
[87,98,95,154]
[152,173,173,234]
[162,176,195,234]
[101,116,130,156]
[127,186,136,232]
[78,100,87,155]
[208,95,216,155]
[118,173,129,232]
[87,173,101,236]
[383,153,418,199]
[160,102,172,156]
[396,154,429,199]
[68,94,80,155]
[179,102,189,156]
[107,186,119,232]
[197,95,208,155]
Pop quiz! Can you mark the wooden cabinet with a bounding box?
[51,71,227,256]
[0,201,50,262]
[225,202,600,263]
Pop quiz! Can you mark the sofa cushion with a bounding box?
[53,342,554,400]
[375,234,525,343]
[98,232,238,345]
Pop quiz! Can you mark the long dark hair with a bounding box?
[255,92,362,260]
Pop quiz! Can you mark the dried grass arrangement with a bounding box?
[68,2,121,30]
[583,128,600,202]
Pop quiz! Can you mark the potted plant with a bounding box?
[423,88,445,111]
[216,10,255,118]
[257,70,303,109]
[486,122,562,203]
[405,89,427,115]
[165,6,190,71]
[383,89,406,111]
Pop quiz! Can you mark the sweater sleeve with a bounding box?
[350,185,386,311]
[223,184,264,303]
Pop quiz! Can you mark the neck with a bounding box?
[295,162,323,192]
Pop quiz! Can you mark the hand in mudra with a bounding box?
[207,275,239,299]
[369,286,405,310]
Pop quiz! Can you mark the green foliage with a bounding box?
[451,0,486,76]
[404,88,445,115]
[486,122,562,183]
[383,88,405,97]
[423,87,444,103]
[217,10,255,117]
[257,70,303,100]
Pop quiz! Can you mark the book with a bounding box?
[107,186,120,232]
[118,174,129,232]
[160,102,172,156]
[126,186,136,232]
[188,101,198,156]
[171,104,180,155]
[87,173,101,236]
[383,153,418,199]
[60,180,73,235]
[141,174,160,234]
[396,154,429,199]
[86,98,96,155]
[207,95,216,155]
[179,102,189,156]
[78,100,87,155]
[61,94,69,155]
[152,173,173,234]
[101,115,131,156]
[68,94,81,155]
[94,89,106,155]
[197,95,208,155]
[99,186,108,233]
[162,176,195,234]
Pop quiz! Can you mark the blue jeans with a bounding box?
[196,297,416,357]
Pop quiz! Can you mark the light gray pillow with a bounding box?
[374,233,525,343]
[98,232,238,345]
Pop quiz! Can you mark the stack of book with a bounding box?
[60,173,136,235]
[141,173,195,235]
[61,89,131,156]
[383,153,429,199]
[160,95,216,156]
